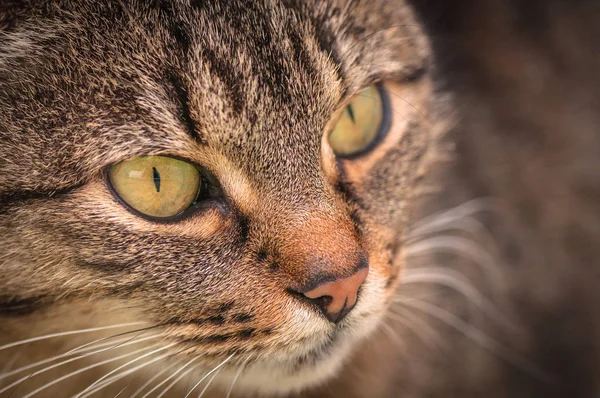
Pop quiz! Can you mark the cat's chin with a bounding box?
[208,309,384,396]
[198,277,389,396]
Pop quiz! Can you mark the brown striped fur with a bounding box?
[0,1,433,396]
[3,0,600,397]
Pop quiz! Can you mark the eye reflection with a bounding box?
[108,156,202,218]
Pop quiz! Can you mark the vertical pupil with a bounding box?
[152,167,161,193]
[346,103,356,124]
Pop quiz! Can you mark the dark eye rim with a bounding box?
[104,155,219,224]
[332,83,392,160]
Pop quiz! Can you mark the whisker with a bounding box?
[399,267,514,329]
[0,334,152,381]
[403,236,505,283]
[0,322,147,353]
[386,310,442,347]
[394,297,551,382]
[184,354,235,398]
[0,336,163,396]
[15,344,166,398]
[408,215,498,253]
[129,360,181,398]
[139,355,199,398]
[378,322,407,350]
[408,198,499,237]
[225,355,252,398]
[197,365,224,398]
[385,89,431,125]
[155,357,201,398]
[76,351,176,398]
[63,325,163,356]
[113,385,129,398]
[1,353,19,374]
[73,342,177,397]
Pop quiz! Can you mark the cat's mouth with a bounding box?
[156,277,383,395]
[286,298,381,371]
[125,304,378,398]
[291,332,341,369]
[216,312,380,396]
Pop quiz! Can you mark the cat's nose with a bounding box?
[275,212,368,323]
[299,266,368,323]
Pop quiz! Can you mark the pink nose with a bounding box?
[301,267,368,323]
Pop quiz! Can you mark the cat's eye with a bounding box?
[328,84,388,157]
[108,156,202,219]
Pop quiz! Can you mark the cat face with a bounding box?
[0,0,431,394]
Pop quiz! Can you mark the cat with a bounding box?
[1,0,599,397]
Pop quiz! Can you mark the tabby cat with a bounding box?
[1,0,599,397]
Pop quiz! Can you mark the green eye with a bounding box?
[328,85,386,157]
[109,156,202,218]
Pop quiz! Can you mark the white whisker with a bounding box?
[113,385,129,398]
[408,215,498,253]
[0,322,147,353]
[0,334,160,381]
[394,297,551,382]
[197,365,223,398]
[16,344,165,398]
[0,336,164,395]
[184,354,234,398]
[1,353,19,374]
[225,355,252,398]
[408,198,498,236]
[73,342,177,397]
[403,236,505,283]
[129,360,181,398]
[155,357,201,398]
[379,322,407,350]
[399,267,514,329]
[386,310,441,347]
[139,355,198,398]
[383,90,431,125]
[76,351,175,398]
[63,326,156,356]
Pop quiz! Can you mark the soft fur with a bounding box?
[1,0,599,397]
[0,0,433,396]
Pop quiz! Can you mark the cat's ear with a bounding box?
[0,0,31,31]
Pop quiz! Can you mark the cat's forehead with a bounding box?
[157,0,421,98]
[0,0,427,194]
[88,0,423,127]
[171,0,425,148]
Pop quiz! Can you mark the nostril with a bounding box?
[310,295,333,314]
[295,267,368,323]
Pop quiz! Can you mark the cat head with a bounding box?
[0,0,432,394]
